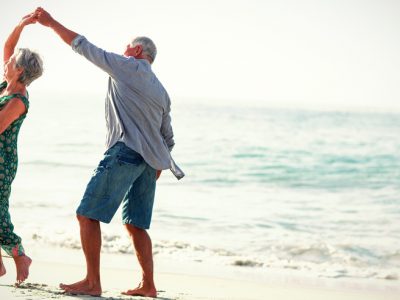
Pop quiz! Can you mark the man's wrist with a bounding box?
[48,19,57,29]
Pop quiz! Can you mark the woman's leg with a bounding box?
[0,186,31,284]
[0,249,6,277]
[0,186,25,257]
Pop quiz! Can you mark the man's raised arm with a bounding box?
[35,7,78,46]
[34,7,133,79]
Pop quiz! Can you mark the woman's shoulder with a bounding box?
[0,87,29,110]
[10,93,29,111]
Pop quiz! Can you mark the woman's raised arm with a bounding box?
[3,13,38,64]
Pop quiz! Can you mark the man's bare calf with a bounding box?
[122,224,157,298]
[59,215,102,296]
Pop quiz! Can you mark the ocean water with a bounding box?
[8,93,400,282]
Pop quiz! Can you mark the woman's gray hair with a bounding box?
[131,36,157,64]
[15,48,43,86]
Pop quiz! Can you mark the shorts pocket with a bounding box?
[98,153,114,170]
[117,153,143,166]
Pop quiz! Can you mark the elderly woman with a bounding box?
[0,13,43,285]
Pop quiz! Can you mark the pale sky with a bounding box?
[1,0,400,110]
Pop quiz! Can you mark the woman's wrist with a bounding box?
[14,23,25,32]
[18,21,29,28]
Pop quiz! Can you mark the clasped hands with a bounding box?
[19,7,54,28]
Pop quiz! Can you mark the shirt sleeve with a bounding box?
[161,96,175,152]
[71,35,137,78]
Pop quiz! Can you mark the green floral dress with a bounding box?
[0,81,29,257]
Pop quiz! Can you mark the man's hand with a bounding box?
[35,7,55,27]
[32,7,78,46]
[156,170,162,180]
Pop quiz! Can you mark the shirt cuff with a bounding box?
[71,35,86,51]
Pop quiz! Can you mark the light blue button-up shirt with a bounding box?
[71,35,183,179]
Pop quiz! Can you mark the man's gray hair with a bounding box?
[131,37,157,64]
[15,48,43,86]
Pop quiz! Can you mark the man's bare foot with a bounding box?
[122,282,157,298]
[0,261,6,277]
[59,278,102,296]
[13,255,32,285]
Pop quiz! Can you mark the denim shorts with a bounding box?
[76,142,156,229]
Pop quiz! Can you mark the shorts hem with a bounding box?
[122,219,150,230]
[76,208,112,224]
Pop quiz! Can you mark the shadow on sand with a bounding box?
[0,283,176,300]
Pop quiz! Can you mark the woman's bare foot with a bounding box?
[122,281,157,298]
[13,255,32,285]
[59,278,102,296]
[0,261,6,277]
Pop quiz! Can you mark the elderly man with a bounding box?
[35,7,183,297]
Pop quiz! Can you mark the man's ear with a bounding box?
[134,45,143,56]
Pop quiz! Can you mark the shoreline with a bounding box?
[0,246,398,300]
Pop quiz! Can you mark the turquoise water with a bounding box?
[179,105,400,190]
[9,95,400,281]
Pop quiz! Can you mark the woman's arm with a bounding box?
[3,13,38,64]
[0,98,26,134]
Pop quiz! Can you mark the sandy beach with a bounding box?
[0,246,398,300]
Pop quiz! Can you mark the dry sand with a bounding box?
[0,246,398,300]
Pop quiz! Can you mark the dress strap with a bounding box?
[0,81,7,92]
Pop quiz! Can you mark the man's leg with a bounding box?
[59,215,102,296]
[60,143,142,296]
[59,143,146,296]
[122,224,157,297]
[121,164,157,297]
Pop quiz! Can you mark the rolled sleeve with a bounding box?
[71,35,86,50]
[71,35,136,78]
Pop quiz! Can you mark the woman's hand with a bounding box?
[3,12,39,64]
[19,13,38,27]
